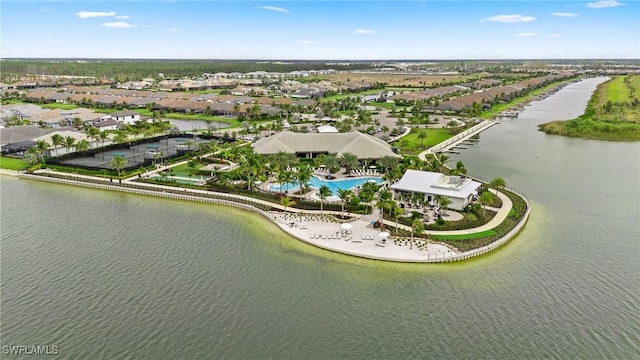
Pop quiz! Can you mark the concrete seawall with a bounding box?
[14,172,529,263]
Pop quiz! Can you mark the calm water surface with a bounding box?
[2,77,639,359]
[167,119,229,131]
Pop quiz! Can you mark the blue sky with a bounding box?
[2,1,638,59]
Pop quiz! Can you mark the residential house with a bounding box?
[110,110,140,124]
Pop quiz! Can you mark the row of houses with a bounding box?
[430,74,572,112]
[1,103,140,130]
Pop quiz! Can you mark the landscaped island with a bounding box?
[539,75,640,141]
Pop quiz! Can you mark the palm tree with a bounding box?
[113,131,128,145]
[277,170,294,193]
[417,130,427,149]
[63,136,76,154]
[75,139,90,153]
[411,218,424,240]
[84,126,100,147]
[378,155,400,174]
[110,156,128,183]
[296,164,312,193]
[35,140,50,161]
[51,133,64,156]
[323,153,338,173]
[453,160,467,176]
[392,205,404,234]
[437,196,452,215]
[337,188,352,215]
[98,131,109,148]
[479,191,494,215]
[280,196,296,214]
[318,185,332,216]
[338,152,359,175]
[489,177,506,195]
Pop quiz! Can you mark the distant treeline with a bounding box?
[0,59,374,81]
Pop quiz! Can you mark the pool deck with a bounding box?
[261,168,383,201]
[268,211,459,262]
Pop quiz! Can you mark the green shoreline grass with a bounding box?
[539,75,640,141]
[0,156,30,171]
[432,229,497,241]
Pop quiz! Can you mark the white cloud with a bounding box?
[168,28,180,32]
[480,14,536,23]
[354,29,376,35]
[101,22,135,29]
[548,34,561,38]
[115,15,130,19]
[298,40,316,44]
[516,32,540,37]
[552,12,579,17]
[259,5,289,13]
[42,9,52,13]
[75,11,116,19]
[587,0,624,8]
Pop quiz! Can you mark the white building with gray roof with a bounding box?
[390,169,481,210]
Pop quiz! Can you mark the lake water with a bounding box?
[2,77,639,359]
[167,119,229,131]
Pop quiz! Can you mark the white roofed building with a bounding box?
[390,170,481,211]
[316,125,339,133]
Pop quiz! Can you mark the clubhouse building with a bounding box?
[251,131,400,160]
[390,170,482,211]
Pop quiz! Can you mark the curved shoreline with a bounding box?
[8,171,530,263]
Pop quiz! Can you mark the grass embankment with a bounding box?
[432,229,497,241]
[539,75,640,141]
[0,156,30,171]
[432,190,528,252]
[392,128,453,155]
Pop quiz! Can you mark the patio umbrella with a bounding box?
[341,223,352,232]
[378,231,390,243]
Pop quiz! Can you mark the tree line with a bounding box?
[0,59,374,82]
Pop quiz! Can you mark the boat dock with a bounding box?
[418,120,496,160]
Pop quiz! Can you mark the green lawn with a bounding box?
[605,76,631,103]
[432,229,497,241]
[392,128,453,155]
[0,156,30,171]
[41,103,79,110]
[1,99,24,105]
[187,89,224,94]
[631,75,640,99]
[168,162,195,176]
[320,88,387,102]
[368,101,404,110]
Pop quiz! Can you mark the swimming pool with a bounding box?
[269,176,383,194]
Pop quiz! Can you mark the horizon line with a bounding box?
[2,57,639,62]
